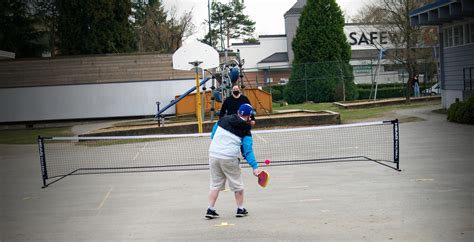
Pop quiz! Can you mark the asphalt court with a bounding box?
[1,107,473,241]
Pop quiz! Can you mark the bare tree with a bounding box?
[167,7,196,52]
[136,2,195,52]
[352,0,437,102]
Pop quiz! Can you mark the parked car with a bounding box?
[424,82,440,96]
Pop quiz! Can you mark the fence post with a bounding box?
[305,63,308,102]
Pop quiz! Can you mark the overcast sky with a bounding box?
[161,0,368,43]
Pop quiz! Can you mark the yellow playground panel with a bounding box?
[176,88,272,116]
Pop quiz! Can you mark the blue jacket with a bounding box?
[209,115,258,169]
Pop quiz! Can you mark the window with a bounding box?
[444,27,453,47]
[444,24,473,47]
[453,25,463,46]
[443,29,446,47]
[470,23,474,44]
[353,65,372,74]
[383,64,403,72]
[465,24,471,44]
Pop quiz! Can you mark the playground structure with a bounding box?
[155,42,273,132]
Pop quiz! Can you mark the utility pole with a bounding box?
[208,0,212,46]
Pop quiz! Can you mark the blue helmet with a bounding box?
[238,103,254,116]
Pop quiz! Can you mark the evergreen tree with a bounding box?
[56,0,136,55]
[32,0,58,57]
[135,0,168,52]
[284,0,357,103]
[201,0,255,50]
[0,0,47,58]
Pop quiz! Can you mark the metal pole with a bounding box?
[156,101,161,127]
[202,69,206,122]
[210,76,216,121]
[463,68,466,90]
[201,86,206,122]
[304,64,308,102]
[38,136,48,188]
[190,61,203,133]
[393,119,400,171]
[208,0,212,46]
[339,61,346,102]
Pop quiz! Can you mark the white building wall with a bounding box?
[231,36,287,70]
[284,14,300,62]
[0,79,195,122]
[442,89,464,109]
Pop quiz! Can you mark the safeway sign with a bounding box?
[344,24,395,50]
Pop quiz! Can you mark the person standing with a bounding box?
[412,74,420,97]
[206,104,260,219]
[219,85,255,126]
[219,85,251,119]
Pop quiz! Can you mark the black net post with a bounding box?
[393,119,400,170]
[37,136,48,188]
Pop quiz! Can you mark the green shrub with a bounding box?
[447,101,462,121]
[447,96,474,124]
[357,87,405,99]
[356,82,433,90]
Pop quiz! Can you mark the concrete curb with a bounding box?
[80,110,341,136]
[334,96,441,109]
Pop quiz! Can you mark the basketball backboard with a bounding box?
[172,41,219,71]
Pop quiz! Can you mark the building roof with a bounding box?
[284,7,303,17]
[231,35,286,47]
[232,42,260,46]
[284,0,306,17]
[410,0,474,26]
[258,52,289,64]
[259,34,286,38]
[410,0,453,16]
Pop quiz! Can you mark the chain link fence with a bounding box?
[241,61,438,103]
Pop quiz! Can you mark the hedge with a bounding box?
[263,85,285,101]
[447,95,474,124]
[267,82,435,102]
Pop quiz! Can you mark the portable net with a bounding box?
[38,120,399,187]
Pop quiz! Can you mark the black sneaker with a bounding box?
[236,208,248,217]
[205,208,219,219]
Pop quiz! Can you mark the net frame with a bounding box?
[38,119,400,188]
